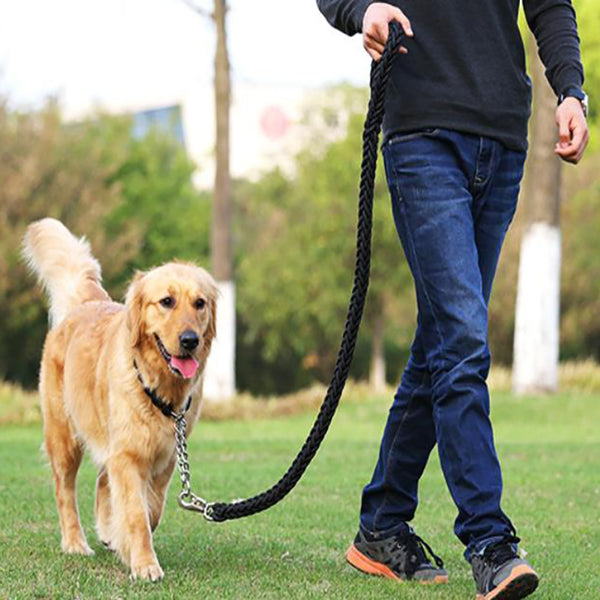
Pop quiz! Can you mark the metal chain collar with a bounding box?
[173,412,215,521]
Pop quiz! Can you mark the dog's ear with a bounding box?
[201,284,218,355]
[206,297,217,346]
[125,272,145,348]
[197,269,219,353]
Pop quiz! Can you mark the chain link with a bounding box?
[172,412,215,521]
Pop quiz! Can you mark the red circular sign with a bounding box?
[260,106,290,140]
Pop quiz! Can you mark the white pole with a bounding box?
[204,280,236,400]
[513,222,561,394]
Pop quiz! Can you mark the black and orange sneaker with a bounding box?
[345,527,448,583]
[470,537,539,600]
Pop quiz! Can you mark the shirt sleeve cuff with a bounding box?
[352,0,376,34]
[555,66,585,98]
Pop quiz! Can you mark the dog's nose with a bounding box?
[179,330,200,352]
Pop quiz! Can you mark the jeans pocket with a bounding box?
[387,128,441,146]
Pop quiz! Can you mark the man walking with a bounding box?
[316,1,588,599]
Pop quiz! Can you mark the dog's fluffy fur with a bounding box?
[23,218,218,581]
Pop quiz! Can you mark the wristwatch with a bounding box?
[558,86,589,117]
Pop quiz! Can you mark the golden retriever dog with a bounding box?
[23,218,217,581]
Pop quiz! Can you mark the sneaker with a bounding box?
[471,537,539,600]
[345,527,448,583]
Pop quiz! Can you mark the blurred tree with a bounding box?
[0,99,206,388]
[0,101,133,385]
[559,0,600,357]
[103,128,211,293]
[235,87,414,394]
[560,178,600,359]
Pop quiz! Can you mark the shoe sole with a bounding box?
[345,544,449,584]
[476,564,539,600]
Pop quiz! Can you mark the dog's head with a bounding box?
[125,262,218,380]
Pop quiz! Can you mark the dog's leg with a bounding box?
[41,362,93,556]
[95,467,114,550]
[148,456,176,532]
[44,419,93,555]
[107,453,164,581]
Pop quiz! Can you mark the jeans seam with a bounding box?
[372,381,426,531]
[473,141,498,212]
[472,136,484,187]
[387,128,441,147]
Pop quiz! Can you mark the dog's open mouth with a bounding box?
[154,334,200,379]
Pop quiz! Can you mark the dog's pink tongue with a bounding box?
[171,356,200,379]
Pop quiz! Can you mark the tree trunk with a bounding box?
[369,307,386,393]
[204,0,236,400]
[513,32,562,395]
[212,0,232,281]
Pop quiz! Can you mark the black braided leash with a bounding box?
[205,24,403,522]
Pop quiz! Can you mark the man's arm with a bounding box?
[524,0,583,97]
[524,0,588,163]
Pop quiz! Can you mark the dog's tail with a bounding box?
[23,218,111,328]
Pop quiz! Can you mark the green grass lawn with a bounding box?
[0,391,598,599]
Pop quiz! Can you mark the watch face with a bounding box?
[582,93,589,116]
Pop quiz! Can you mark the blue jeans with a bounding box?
[359,128,526,560]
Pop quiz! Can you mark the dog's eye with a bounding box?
[159,296,174,308]
[195,298,206,310]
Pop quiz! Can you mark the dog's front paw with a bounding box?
[62,537,95,556]
[131,561,164,582]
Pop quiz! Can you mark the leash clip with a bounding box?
[178,490,215,521]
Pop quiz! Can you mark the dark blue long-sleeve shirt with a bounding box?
[316,0,584,150]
